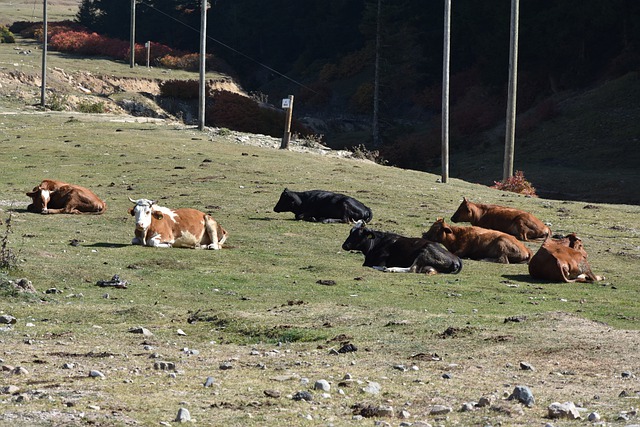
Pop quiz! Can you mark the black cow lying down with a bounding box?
[273,188,373,223]
[342,221,463,274]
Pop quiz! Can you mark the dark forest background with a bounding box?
[75,0,640,202]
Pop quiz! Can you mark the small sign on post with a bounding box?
[145,41,151,68]
[280,95,294,149]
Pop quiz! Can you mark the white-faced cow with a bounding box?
[528,234,604,283]
[342,220,462,274]
[128,198,228,250]
[451,197,550,241]
[273,188,372,223]
[423,218,532,264]
[26,179,106,214]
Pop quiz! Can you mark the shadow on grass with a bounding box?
[83,243,130,248]
[502,274,550,284]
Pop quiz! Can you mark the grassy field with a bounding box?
[0,109,639,426]
[1,5,640,425]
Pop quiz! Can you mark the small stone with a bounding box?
[203,376,215,387]
[520,361,535,371]
[0,315,16,324]
[177,329,187,336]
[393,364,408,372]
[430,405,452,415]
[460,402,476,412]
[587,412,600,422]
[12,366,29,375]
[128,326,153,336]
[314,379,330,392]
[2,385,20,394]
[264,389,281,398]
[219,361,233,370]
[442,372,452,379]
[154,361,176,371]
[477,395,496,407]
[621,371,633,378]
[508,385,535,407]
[89,370,105,378]
[548,401,581,420]
[337,343,357,353]
[292,390,313,401]
[362,381,381,394]
[376,405,394,417]
[62,363,75,369]
[175,407,191,422]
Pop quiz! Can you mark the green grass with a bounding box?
[1,110,639,425]
[1,8,640,420]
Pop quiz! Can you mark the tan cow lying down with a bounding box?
[423,218,532,264]
[451,197,550,241]
[128,198,228,249]
[528,234,604,282]
[26,179,107,214]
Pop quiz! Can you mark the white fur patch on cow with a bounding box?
[152,205,178,221]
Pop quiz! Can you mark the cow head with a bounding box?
[129,197,157,231]
[451,197,473,223]
[273,188,302,213]
[423,218,453,242]
[342,220,374,251]
[26,185,50,213]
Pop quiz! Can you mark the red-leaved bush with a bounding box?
[491,170,538,197]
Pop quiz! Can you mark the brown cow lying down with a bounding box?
[451,197,550,241]
[26,179,107,214]
[528,234,604,282]
[423,218,532,264]
[129,198,228,249]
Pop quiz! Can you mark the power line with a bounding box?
[140,2,317,94]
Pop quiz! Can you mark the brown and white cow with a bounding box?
[423,218,532,264]
[26,179,107,214]
[528,234,603,283]
[128,198,228,249]
[451,197,550,241]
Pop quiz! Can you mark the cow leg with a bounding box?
[204,216,222,250]
[146,234,172,248]
[383,266,412,273]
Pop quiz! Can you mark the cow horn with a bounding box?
[128,197,137,204]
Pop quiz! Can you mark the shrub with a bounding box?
[491,170,537,197]
[1,213,18,270]
[0,25,15,43]
[77,100,106,113]
[47,92,68,111]
[349,144,387,165]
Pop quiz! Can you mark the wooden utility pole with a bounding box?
[372,0,381,147]
[441,0,452,184]
[280,95,294,149]
[198,0,207,131]
[503,0,519,180]
[40,0,48,107]
[130,0,135,68]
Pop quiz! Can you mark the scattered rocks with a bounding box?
[548,401,581,419]
[292,391,313,402]
[430,405,452,415]
[96,274,128,289]
[361,381,381,395]
[1,385,19,394]
[128,326,153,336]
[89,370,105,378]
[263,389,281,398]
[154,361,176,371]
[175,407,191,423]
[337,343,357,353]
[508,385,535,407]
[0,315,16,324]
[520,361,535,371]
[314,379,330,392]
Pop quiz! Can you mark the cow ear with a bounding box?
[128,207,135,216]
[153,211,164,220]
[443,225,453,234]
[366,231,375,239]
